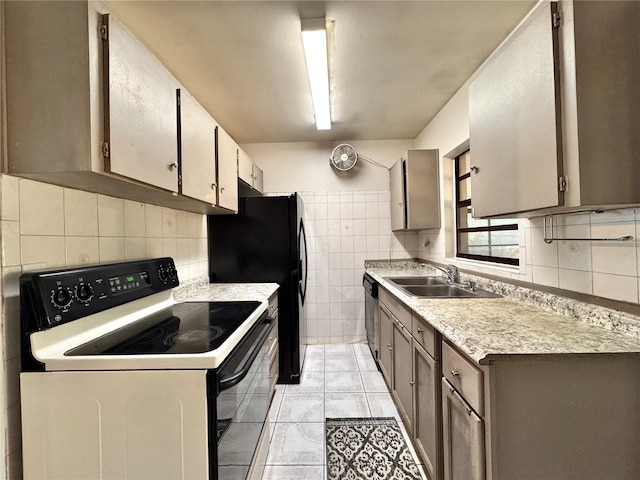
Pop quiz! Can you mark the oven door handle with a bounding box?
[218,317,274,392]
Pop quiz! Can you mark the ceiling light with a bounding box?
[301,18,331,130]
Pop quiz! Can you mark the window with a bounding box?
[455,151,519,265]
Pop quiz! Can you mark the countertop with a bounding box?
[173,277,279,303]
[366,263,640,365]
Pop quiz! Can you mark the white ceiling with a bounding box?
[105,1,536,145]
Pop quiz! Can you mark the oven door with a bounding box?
[211,312,273,480]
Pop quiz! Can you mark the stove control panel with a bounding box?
[20,257,180,333]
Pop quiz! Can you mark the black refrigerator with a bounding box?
[207,194,307,384]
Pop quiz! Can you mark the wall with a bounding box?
[242,139,413,193]
[413,82,640,305]
[0,175,209,479]
[243,139,420,344]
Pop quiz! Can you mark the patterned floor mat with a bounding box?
[326,417,422,480]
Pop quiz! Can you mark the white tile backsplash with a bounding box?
[64,189,98,236]
[98,195,125,237]
[1,176,211,477]
[301,189,418,344]
[419,205,640,308]
[65,236,100,266]
[20,179,64,236]
[124,200,147,237]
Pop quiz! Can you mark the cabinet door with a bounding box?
[179,90,217,204]
[468,2,562,217]
[442,379,485,480]
[414,342,441,480]
[392,320,413,431]
[216,126,239,212]
[253,165,264,194]
[378,302,393,387]
[103,14,179,192]
[21,370,208,480]
[238,148,253,185]
[389,159,405,231]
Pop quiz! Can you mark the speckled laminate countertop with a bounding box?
[173,276,279,303]
[365,262,640,365]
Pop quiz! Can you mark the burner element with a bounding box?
[164,326,224,347]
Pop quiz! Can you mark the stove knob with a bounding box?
[158,268,168,282]
[51,288,73,309]
[75,283,94,303]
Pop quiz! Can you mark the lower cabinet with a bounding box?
[442,378,485,480]
[378,286,441,479]
[414,342,441,480]
[267,292,279,397]
[374,283,640,480]
[378,302,393,386]
[391,318,413,431]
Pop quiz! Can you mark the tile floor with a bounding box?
[261,343,427,479]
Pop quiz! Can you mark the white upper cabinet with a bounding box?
[469,2,561,218]
[238,148,254,186]
[238,148,264,195]
[469,0,640,218]
[103,14,179,193]
[179,90,217,205]
[390,150,440,231]
[216,126,239,212]
[4,1,239,214]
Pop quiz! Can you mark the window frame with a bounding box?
[454,151,519,266]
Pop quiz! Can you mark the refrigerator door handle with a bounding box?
[298,218,308,305]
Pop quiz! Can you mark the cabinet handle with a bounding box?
[211,183,217,190]
[466,406,473,416]
[470,164,479,173]
[388,344,393,351]
[451,369,460,377]
[409,380,415,386]
[221,187,226,193]
[416,327,424,334]
[169,162,178,170]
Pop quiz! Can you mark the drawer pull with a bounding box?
[416,327,424,333]
[451,369,460,377]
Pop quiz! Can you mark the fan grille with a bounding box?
[330,144,358,171]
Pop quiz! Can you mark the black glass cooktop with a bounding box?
[65,301,261,356]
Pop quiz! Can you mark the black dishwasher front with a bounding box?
[362,273,379,361]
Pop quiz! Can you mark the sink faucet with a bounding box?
[427,263,459,283]
[425,264,476,291]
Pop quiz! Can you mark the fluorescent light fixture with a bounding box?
[301,18,331,130]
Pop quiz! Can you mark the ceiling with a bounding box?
[105,1,535,145]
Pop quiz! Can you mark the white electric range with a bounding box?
[19,257,273,480]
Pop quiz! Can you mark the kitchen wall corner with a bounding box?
[414,78,640,306]
[297,190,418,345]
[0,174,210,479]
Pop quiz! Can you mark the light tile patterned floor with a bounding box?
[261,343,427,480]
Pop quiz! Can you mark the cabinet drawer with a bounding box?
[442,341,483,416]
[268,317,278,352]
[268,293,278,318]
[269,342,279,394]
[379,287,411,329]
[412,314,436,359]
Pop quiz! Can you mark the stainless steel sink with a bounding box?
[383,276,501,299]
[385,276,449,287]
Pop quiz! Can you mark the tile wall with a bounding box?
[0,175,209,478]
[416,208,640,305]
[295,190,418,345]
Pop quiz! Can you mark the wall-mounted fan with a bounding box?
[329,144,388,172]
[329,144,358,171]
